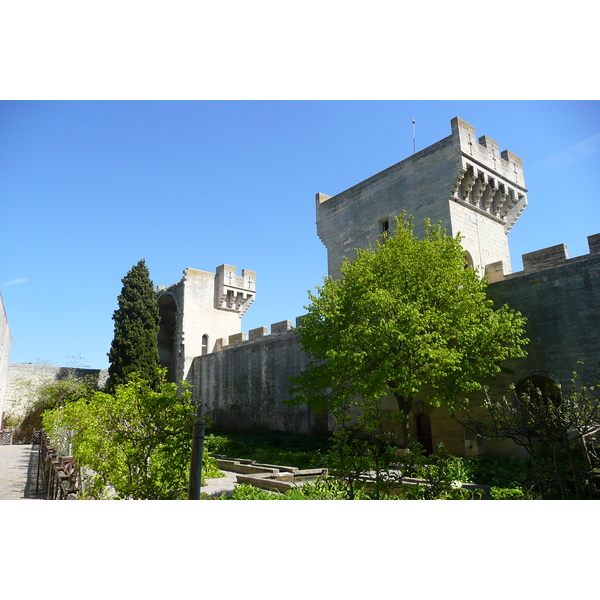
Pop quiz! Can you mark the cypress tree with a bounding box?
[107,259,161,392]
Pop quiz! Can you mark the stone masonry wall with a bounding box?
[157,265,255,384]
[485,234,600,390]
[191,317,316,433]
[4,363,108,417]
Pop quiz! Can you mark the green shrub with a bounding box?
[490,486,538,500]
[204,432,331,470]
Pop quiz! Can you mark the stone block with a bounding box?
[295,314,308,328]
[249,326,268,340]
[522,244,568,273]
[271,320,291,334]
[228,332,247,346]
[588,233,600,255]
[485,261,507,283]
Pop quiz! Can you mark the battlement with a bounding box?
[449,118,527,233]
[451,117,525,184]
[485,233,600,282]
[214,317,303,352]
[215,264,256,316]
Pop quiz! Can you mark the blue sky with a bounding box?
[1,100,598,369]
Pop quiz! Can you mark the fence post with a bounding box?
[188,419,205,500]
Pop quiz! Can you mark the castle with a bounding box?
[2,117,599,456]
[152,117,600,457]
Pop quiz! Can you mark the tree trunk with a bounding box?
[393,393,413,448]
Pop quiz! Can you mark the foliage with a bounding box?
[212,484,284,500]
[204,431,332,470]
[489,486,538,500]
[203,431,545,500]
[290,214,528,444]
[43,371,217,499]
[457,368,600,499]
[325,403,403,499]
[107,259,161,392]
[464,456,533,488]
[201,451,223,480]
[396,442,479,500]
[204,480,373,500]
[283,477,361,500]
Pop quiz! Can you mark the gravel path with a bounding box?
[0,444,45,500]
[200,470,239,498]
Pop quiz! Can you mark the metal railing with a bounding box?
[35,430,80,500]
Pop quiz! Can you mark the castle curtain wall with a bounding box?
[191,321,314,433]
[486,236,600,391]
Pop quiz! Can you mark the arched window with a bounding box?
[202,334,209,356]
[464,250,474,269]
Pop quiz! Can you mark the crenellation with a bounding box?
[317,118,529,279]
[215,264,256,316]
[249,326,268,340]
[523,243,569,273]
[588,233,600,255]
[228,332,247,347]
[271,320,292,334]
[478,135,499,154]
[156,263,256,382]
[485,260,508,283]
[484,233,600,281]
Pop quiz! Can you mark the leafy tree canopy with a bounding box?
[290,214,529,443]
[107,259,161,392]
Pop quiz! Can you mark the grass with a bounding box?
[204,430,332,470]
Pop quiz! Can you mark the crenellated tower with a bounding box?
[316,117,528,278]
[156,265,255,383]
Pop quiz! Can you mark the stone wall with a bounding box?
[4,363,108,417]
[191,318,318,433]
[486,234,600,389]
[425,234,600,458]
[157,265,255,384]
[0,292,11,421]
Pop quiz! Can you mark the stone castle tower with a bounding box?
[316,117,528,278]
[156,265,255,383]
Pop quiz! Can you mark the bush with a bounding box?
[43,371,215,499]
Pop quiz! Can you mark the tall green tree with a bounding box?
[290,214,529,446]
[107,259,161,392]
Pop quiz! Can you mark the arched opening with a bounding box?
[202,334,209,356]
[516,375,562,405]
[416,413,434,455]
[157,293,177,381]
